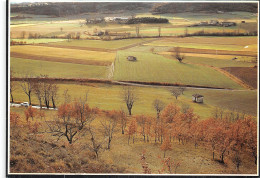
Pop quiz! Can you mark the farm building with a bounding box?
[209,20,219,25]
[192,94,204,103]
[221,22,236,27]
[127,56,137,61]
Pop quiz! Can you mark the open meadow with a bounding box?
[9,2,258,175]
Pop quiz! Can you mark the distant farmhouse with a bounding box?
[127,56,137,61]
[190,20,236,27]
[192,94,204,103]
[104,16,131,23]
[86,18,103,24]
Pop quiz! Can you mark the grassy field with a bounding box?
[113,51,242,89]
[11,45,115,65]
[11,38,67,44]
[53,38,151,49]
[11,82,257,119]
[11,57,109,79]
[145,36,257,51]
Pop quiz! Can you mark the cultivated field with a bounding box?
[113,51,243,89]
[9,5,258,175]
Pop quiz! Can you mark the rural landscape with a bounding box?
[9,2,258,174]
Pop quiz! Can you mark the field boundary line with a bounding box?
[185,62,254,90]
[32,43,117,52]
[11,77,252,91]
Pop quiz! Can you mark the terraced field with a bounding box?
[10,45,115,66]
[11,57,109,79]
[113,51,243,89]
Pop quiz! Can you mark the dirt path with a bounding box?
[11,52,112,66]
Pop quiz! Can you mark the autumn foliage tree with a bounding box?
[127,119,137,144]
[160,136,172,158]
[101,110,119,149]
[24,106,38,122]
[46,95,94,144]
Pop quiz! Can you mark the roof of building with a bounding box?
[192,94,204,98]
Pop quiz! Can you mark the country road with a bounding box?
[11,77,255,92]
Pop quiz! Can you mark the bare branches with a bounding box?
[173,47,185,63]
[153,99,165,119]
[20,74,34,105]
[122,86,137,115]
[170,87,182,100]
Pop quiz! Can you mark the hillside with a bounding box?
[151,3,258,14]
[11,2,257,17]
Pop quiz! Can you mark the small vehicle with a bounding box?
[20,102,29,107]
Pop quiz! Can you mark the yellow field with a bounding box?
[11,45,116,65]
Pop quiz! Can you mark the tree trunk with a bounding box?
[213,151,215,160]
[122,127,124,134]
[143,135,145,142]
[164,151,166,158]
[107,137,111,149]
[128,135,130,145]
[28,93,31,105]
[128,108,132,115]
[52,97,56,108]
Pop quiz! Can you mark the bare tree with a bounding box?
[136,26,140,37]
[45,95,94,144]
[63,89,71,104]
[122,86,137,115]
[86,126,105,159]
[32,79,44,108]
[170,87,182,100]
[10,68,16,103]
[20,75,34,105]
[119,110,127,134]
[76,32,81,40]
[153,99,165,119]
[100,114,118,149]
[158,26,161,37]
[173,47,185,63]
[60,27,63,32]
[50,83,58,109]
[21,31,26,39]
[179,87,186,95]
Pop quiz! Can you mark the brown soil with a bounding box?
[33,43,116,52]
[11,52,112,66]
[222,67,258,89]
[168,47,257,57]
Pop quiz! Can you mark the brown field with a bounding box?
[159,36,257,46]
[11,52,112,66]
[168,47,257,57]
[222,67,258,89]
[34,43,116,52]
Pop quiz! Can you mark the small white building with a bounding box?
[192,94,204,103]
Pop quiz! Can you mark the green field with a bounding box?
[11,57,109,79]
[11,82,257,119]
[113,51,243,89]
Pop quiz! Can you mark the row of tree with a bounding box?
[126,102,256,171]
[10,74,58,109]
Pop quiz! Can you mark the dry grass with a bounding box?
[11,45,116,65]
[9,107,257,174]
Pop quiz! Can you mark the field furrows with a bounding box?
[172,47,257,57]
[11,52,112,66]
[33,43,117,52]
